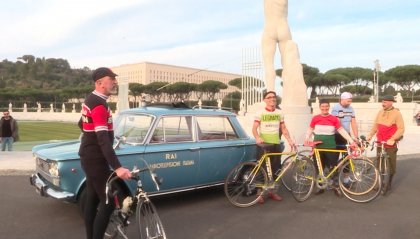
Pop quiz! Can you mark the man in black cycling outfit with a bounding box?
[79,67,131,239]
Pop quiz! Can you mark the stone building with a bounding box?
[111,62,241,101]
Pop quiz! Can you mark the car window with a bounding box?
[114,114,154,144]
[196,116,239,141]
[150,116,193,143]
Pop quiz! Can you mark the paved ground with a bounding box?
[1,126,419,239]
[2,156,420,239]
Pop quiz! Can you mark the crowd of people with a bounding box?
[253,91,405,202]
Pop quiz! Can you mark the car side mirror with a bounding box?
[114,136,127,150]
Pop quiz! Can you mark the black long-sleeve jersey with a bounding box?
[78,91,121,175]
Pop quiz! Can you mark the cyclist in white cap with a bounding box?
[331,92,359,149]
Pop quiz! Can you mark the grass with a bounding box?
[14,121,81,151]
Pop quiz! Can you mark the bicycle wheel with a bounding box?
[290,156,316,202]
[281,151,312,191]
[339,158,381,203]
[136,199,167,239]
[224,162,268,207]
[379,154,391,195]
[281,155,296,191]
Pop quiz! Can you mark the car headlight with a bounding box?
[48,161,61,186]
[48,161,60,177]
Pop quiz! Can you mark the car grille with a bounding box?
[36,157,51,174]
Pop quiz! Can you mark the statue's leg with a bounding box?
[262,34,277,92]
[278,40,288,68]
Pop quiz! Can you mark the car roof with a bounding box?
[119,103,236,117]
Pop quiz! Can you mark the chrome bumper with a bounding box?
[29,174,75,200]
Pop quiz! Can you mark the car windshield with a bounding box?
[114,113,154,145]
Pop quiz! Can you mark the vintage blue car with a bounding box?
[29,104,257,206]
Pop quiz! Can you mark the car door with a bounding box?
[195,115,247,185]
[143,115,199,193]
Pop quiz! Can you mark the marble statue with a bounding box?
[50,103,54,113]
[368,95,375,103]
[37,102,41,113]
[72,104,76,113]
[62,103,66,113]
[262,0,292,91]
[198,98,203,109]
[217,99,222,109]
[395,93,403,103]
[23,103,27,112]
[259,0,311,151]
[8,102,12,112]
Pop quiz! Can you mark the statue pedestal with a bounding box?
[280,105,312,151]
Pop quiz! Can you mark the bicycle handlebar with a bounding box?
[359,135,388,151]
[105,158,162,204]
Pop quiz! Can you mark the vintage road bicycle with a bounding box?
[224,143,316,207]
[105,158,167,239]
[366,138,393,196]
[307,140,381,203]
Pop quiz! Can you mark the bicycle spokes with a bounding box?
[224,162,268,207]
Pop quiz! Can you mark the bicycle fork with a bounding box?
[247,157,274,195]
[313,150,330,189]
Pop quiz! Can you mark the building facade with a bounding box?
[111,62,241,101]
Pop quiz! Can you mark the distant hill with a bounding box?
[0,55,93,106]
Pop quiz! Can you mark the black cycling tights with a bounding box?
[84,179,115,239]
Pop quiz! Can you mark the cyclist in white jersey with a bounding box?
[252,91,295,203]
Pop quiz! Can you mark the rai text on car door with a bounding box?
[143,115,199,193]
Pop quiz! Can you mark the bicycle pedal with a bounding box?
[267,184,276,189]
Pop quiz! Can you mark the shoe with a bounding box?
[333,188,342,198]
[382,183,392,196]
[382,175,393,196]
[258,196,265,204]
[314,189,325,195]
[268,191,283,201]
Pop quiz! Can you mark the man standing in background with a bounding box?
[0,110,19,151]
[367,95,404,194]
[331,92,359,149]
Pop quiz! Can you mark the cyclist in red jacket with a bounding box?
[367,95,405,194]
[79,67,131,239]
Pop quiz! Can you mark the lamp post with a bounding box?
[374,59,381,102]
[412,89,415,102]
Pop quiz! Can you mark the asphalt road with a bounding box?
[1,157,420,239]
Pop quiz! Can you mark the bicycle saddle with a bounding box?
[304,141,323,147]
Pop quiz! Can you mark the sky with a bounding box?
[1,0,420,76]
